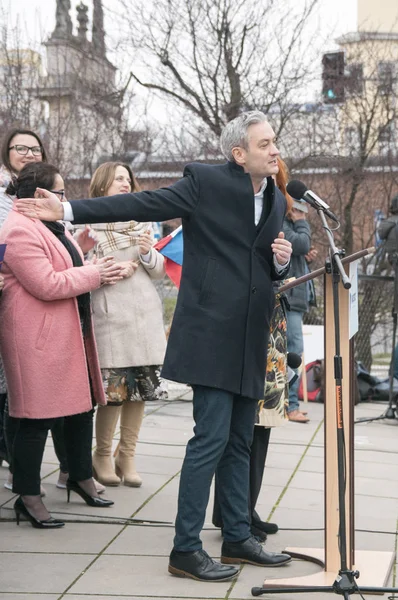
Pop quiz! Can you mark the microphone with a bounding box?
[286,180,339,224]
[287,352,301,369]
[287,352,302,385]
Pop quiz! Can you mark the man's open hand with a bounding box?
[272,232,292,266]
[15,188,64,221]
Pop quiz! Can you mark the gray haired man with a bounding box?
[16,111,292,582]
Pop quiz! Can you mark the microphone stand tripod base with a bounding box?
[254,548,395,594]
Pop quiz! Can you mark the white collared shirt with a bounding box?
[254,178,268,226]
[253,178,287,272]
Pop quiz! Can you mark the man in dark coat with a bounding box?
[16,111,292,582]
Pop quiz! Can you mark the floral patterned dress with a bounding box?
[256,291,289,427]
[101,366,168,405]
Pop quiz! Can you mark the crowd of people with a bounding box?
[1,111,314,582]
[0,129,168,526]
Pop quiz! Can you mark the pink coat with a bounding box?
[0,210,106,419]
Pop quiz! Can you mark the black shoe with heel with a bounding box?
[14,497,65,529]
[66,480,114,507]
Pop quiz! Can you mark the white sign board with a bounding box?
[349,260,359,339]
[303,325,324,363]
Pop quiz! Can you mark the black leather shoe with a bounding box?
[169,548,239,581]
[250,524,267,542]
[221,525,267,543]
[221,536,291,567]
[252,518,279,535]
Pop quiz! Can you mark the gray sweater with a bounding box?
[282,217,312,313]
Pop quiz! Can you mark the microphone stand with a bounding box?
[251,208,398,599]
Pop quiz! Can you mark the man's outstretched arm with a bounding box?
[16,174,199,224]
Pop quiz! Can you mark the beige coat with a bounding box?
[90,229,167,369]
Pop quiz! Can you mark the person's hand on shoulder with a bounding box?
[15,188,64,221]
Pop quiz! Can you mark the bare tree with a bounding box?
[286,34,398,256]
[289,33,398,369]
[0,2,148,186]
[0,8,46,133]
[114,0,321,142]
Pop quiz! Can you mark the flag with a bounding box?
[154,226,183,288]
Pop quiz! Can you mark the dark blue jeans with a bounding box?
[286,310,304,413]
[173,385,258,552]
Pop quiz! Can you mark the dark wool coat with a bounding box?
[71,162,288,399]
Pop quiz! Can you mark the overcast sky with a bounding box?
[3,0,357,50]
[0,0,358,124]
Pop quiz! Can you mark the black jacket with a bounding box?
[71,162,288,399]
[378,214,398,255]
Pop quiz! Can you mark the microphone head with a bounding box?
[287,352,302,369]
[286,180,308,201]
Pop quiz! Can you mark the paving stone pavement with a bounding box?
[0,382,397,600]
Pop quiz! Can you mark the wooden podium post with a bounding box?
[259,250,395,592]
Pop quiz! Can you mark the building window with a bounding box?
[378,123,395,156]
[378,62,395,96]
[345,63,363,96]
[345,126,359,153]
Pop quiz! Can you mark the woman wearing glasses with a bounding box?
[0,162,122,528]
[0,128,47,227]
[0,130,48,490]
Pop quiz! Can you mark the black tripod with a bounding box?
[251,208,398,599]
[356,261,398,424]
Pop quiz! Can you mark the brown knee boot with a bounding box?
[115,401,145,487]
[92,405,122,486]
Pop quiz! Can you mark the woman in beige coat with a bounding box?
[87,162,167,487]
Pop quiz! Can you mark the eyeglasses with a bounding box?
[9,145,43,157]
[50,190,65,200]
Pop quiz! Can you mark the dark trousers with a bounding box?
[173,385,258,552]
[10,410,94,495]
[0,393,7,461]
[4,398,68,475]
[213,426,271,529]
[50,418,69,474]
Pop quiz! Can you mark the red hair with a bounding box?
[275,157,293,213]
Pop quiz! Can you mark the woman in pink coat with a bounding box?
[0,162,122,528]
